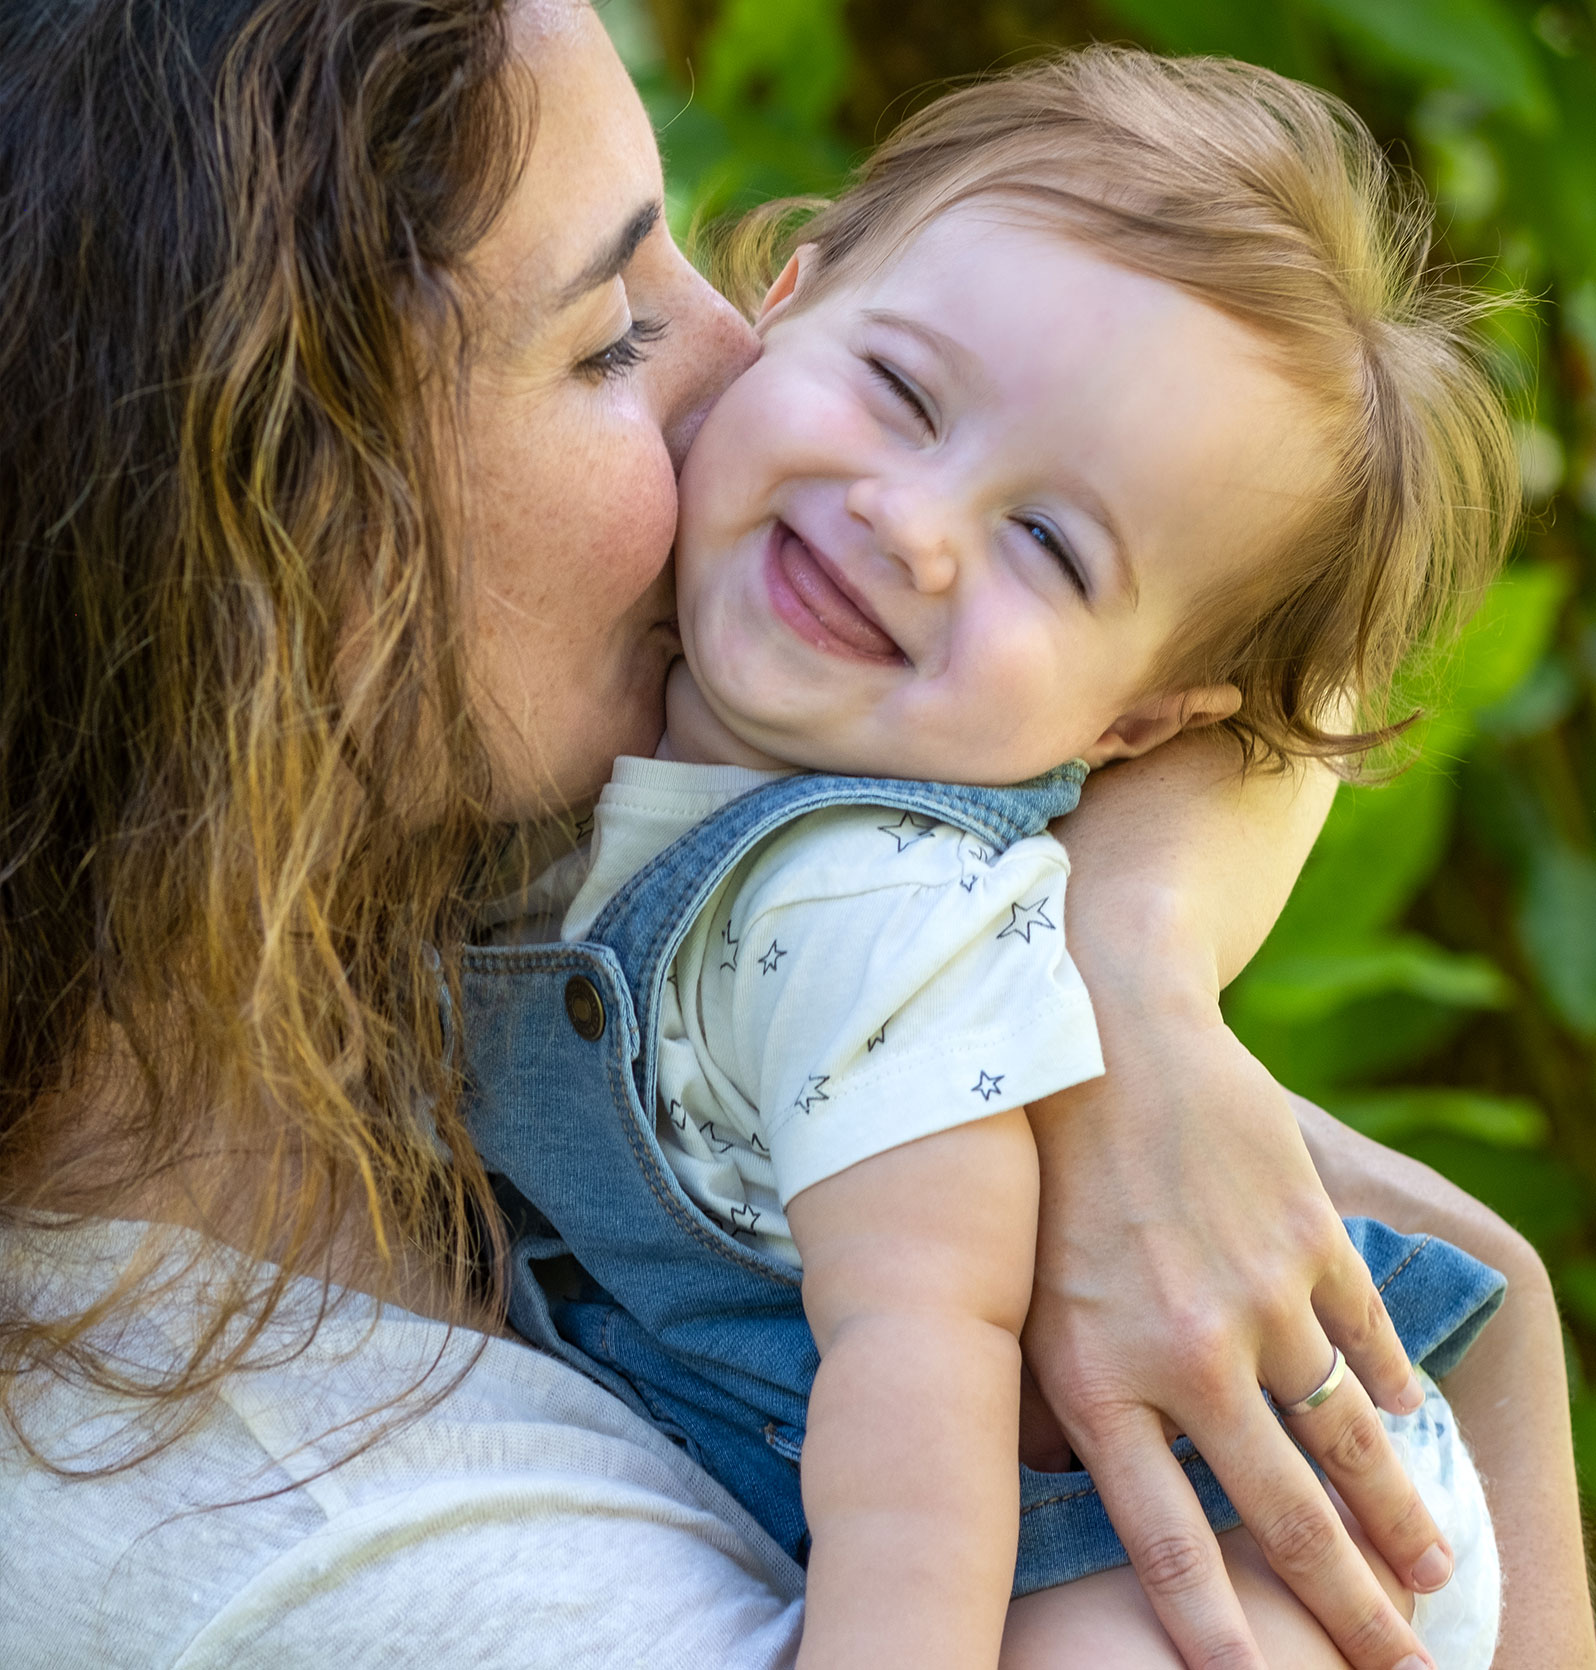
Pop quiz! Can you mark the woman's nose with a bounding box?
[657,252,760,473]
[845,476,960,593]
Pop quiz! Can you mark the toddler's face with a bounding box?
[672,203,1327,783]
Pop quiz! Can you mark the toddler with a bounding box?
[466,47,1515,1670]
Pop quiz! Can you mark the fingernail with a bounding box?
[1394,1656,1432,1670]
[1393,1371,1424,1414]
[1411,1542,1453,1591]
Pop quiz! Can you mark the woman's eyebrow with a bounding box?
[556,201,661,309]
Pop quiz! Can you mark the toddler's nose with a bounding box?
[846,477,960,594]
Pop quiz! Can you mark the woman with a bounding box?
[0,1,1586,1665]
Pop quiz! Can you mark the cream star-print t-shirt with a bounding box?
[560,757,1105,1267]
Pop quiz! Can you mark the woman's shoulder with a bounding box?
[1,1219,801,1669]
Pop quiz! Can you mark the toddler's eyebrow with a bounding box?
[1074,483,1139,609]
[860,309,984,387]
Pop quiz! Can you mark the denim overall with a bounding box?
[460,766,1506,1594]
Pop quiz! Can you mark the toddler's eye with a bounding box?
[867,357,933,432]
[576,315,668,382]
[1017,518,1088,597]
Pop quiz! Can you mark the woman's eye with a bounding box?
[1018,518,1088,597]
[575,315,668,383]
[867,357,933,432]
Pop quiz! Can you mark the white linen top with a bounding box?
[0,1218,803,1668]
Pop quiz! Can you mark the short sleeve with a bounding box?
[709,809,1104,1205]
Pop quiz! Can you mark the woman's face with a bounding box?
[457,0,756,816]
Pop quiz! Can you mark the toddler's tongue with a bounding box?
[777,526,900,658]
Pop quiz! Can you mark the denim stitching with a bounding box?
[1375,1235,1433,1294]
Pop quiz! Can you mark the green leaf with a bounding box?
[1238,934,1510,1021]
[1569,1389,1596,1505]
[1517,842,1596,1037]
[1091,0,1318,72]
[1452,565,1571,710]
[1559,1260,1596,1333]
[1303,0,1553,125]
[1225,988,1475,1092]
[1404,561,1571,726]
[1265,767,1456,949]
[1328,1088,1548,1147]
[1399,1136,1587,1250]
[700,0,851,131]
[1475,653,1580,740]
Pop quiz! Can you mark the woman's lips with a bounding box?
[764,524,902,660]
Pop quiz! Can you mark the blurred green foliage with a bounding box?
[603,0,1596,1500]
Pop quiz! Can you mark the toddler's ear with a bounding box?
[757,244,818,330]
[1081,684,1242,768]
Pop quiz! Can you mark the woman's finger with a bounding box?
[1270,1340,1453,1599]
[1312,1229,1424,1418]
[1066,1407,1267,1670]
[1182,1387,1436,1670]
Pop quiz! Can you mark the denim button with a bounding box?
[563,975,606,1041]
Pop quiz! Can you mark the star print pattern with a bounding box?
[795,1074,830,1114]
[996,897,1056,945]
[877,811,937,853]
[958,837,996,894]
[629,787,1094,1271]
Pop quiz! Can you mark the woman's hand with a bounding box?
[1025,728,1456,1666]
[1023,993,1446,1670]
[1296,1095,1596,1668]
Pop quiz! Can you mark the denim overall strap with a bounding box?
[460,763,1082,1560]
[587,761,1087,1121]
[461,758,1508,1585]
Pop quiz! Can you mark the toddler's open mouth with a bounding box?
[764,522,904,663]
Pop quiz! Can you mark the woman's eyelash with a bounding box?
[867,357,932,429]
[576,315,668,382]
[1018,518,1089,597]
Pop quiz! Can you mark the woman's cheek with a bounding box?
[600,408,683,605]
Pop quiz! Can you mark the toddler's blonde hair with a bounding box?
[715,46,1521,768]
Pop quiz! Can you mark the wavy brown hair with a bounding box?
[714,48,1522,771]
[1,0,530,1458]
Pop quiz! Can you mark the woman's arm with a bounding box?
[1297,1095,1596,1668]
[1028,734,1447,1670]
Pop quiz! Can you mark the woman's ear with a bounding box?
[1080,684,1242,768]
[757,244,817,330]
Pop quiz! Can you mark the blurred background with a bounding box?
[600,0,1596,1512]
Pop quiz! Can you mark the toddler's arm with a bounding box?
[786,1109,1039,1670]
